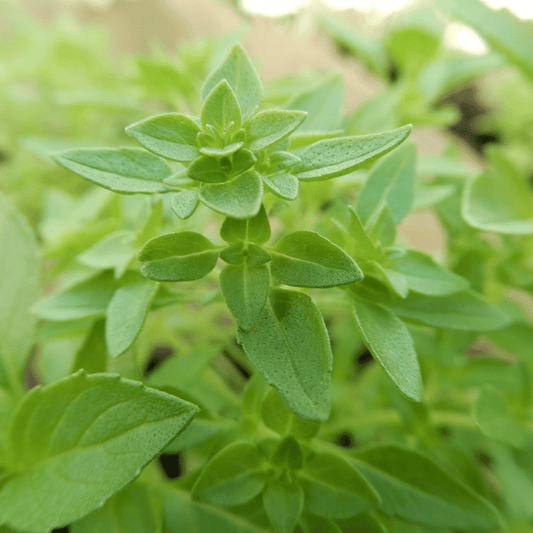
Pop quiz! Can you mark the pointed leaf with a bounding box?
[262,172,299,200]
[201,80,242,133]
[263,478,304,533]
[71,320,107,374]
[170,189,199,219]
[246,110,307,152]
[220,204,271,244]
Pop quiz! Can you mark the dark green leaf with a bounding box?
[270,436,304,470]
[263,478,304,533]
[246,110,307,152]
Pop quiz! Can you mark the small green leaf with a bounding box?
[200,142,244,158]
[202,44,263,121]
[105,279,158,358]
[263,478,304,533]
[270,435,304,470]
[220,204,271,244]
[246,110,307,152]
[201,80,242,135]
[247,244,272,266]
[346,206,380,260]
[271,231,363,288]
[52,148,171,193]
[299,450,380,519]
[170,189,199,219]
[199,170,263,219]
[352,299,423,402]
[138,232,219,282]
[292,125,412,181]
[71,320,107,374]
[261,388,292,435]
[237,288,332,422]
[261,172,299,200]
[191,441,267,506]
[125,112,200,162]
[220,263,270,331]
[188,149,257,183]
[0,372,198,533]
[366,203,396,247]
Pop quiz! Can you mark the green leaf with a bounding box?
[52,148,171,194]
[246,110,307,152]
[202,44,263,121]
[299,513,342,533]
[353,299,423,402]
[345,206,381,260]
[261,172,299,200]
[192,441,267,506]
[260,388,291,435]
[200,141,244,158]
[289,130,344,151]
[263,478,304,533]
[388,250,469,296]
[0,193,40,386]
[125,112,200,162]
[188,149,256,183]
[221,204,271,244]
[71,320,107,374]
[293,125,412,181]
[138,232,219,282]
[0,372,198,533]
[170,189,199,219]
[220,263,270,331]
[164,419,226,453]
[357,142,416,226]
[237,288,332,422]
[299,450,380,519]
[366,203,396,247]
[201,80,242,135]
[271,231,363,288]
[105,279,158,358]
[199,170,263,219]
[353,444,505,530]
[270,435,304,470]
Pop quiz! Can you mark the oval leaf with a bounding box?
[201,80,242,134]
[220,204,271,244]
[262,172,299,200]
[263,478,304,533]
[246,110,307,152]
[170,190,199,220]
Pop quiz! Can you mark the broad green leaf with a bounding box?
[201,80,242,135]
[199,170,263,219]
[353,444,505,530]
[246,110,307,152]
[261,172,299,200]
[388,250,469,296]
[52,148,171,194]
[71,482,160,533]
[170,189,199,219]
[0,193,40,386]
[202,44,263,121]
[192,441,267,506]
[221,204,271,244]
[220,263,270,331]
[138,232,219,282]
[188,149,256,183]
[105,279,158,358]
[261,388,292,435]
[125,112,200,162]
[263,478,304,533]
[71,320,107,374]
[353,299,422,402]
[357,142,416,226]
[293,125,412,181]
[238,288,332,421]
[0,372,198,533]
[299,450,380,519]
[271,231,363,288]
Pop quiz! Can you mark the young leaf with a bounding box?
[199,170,263,219]
[237,288,332,422]
[346,206,380,260]
[188,149,256,183]
[246,110,307,152]
[353,299,422,401]
[299,450,380,519]
[263,478,304,533]
[125,112,200,162]
[202,43,263,121]
[138,232,219,282]
[201,80,242,135]
[353,444,505,530]
[270,435,304,470]
[191,441,267,506]
[0,372,198,533]
[52,148,171,193]
[292,125,412,181]
[170,189,199,219]
[220,204,271,244]
[105,279,158,358]
[270,231,363,288]
[261,388,292,435]
[261,172,299,200]
[220,263,270,331]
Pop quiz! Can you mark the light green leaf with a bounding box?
[353,299,422,402]
[261,172,299,200]
[138,232,219,282]
[199,170,263,219]
[289,130,344,150]
[388,250,469,296]
[200,141,244,158]
[366,203,396,247]
[263,478,304,533]
[293,125,412,181]
[192,441,267,506]
[170,189,199,219]
[164,419,226,453]
[371,262,409,298]
[246,110,307,152]
[105,279,158,358]
[357,142,416,226]
[237,288,332,422]
[125,112,200,162]
[202,44,263,121]
[0,372,198,533]
[220,204,271,244]
[188,149,256,183]
[52,148,171,194]
[201,80,242,135]
[299,450,380,519]
[220,263,270,331]
[71,320,107,374]
[336,206,380,261]
[260,388,292,435]
[271,231,363,288]
[0,193,40,386]
[353,444,505,529]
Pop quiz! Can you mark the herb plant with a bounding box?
[1,1,533,531]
